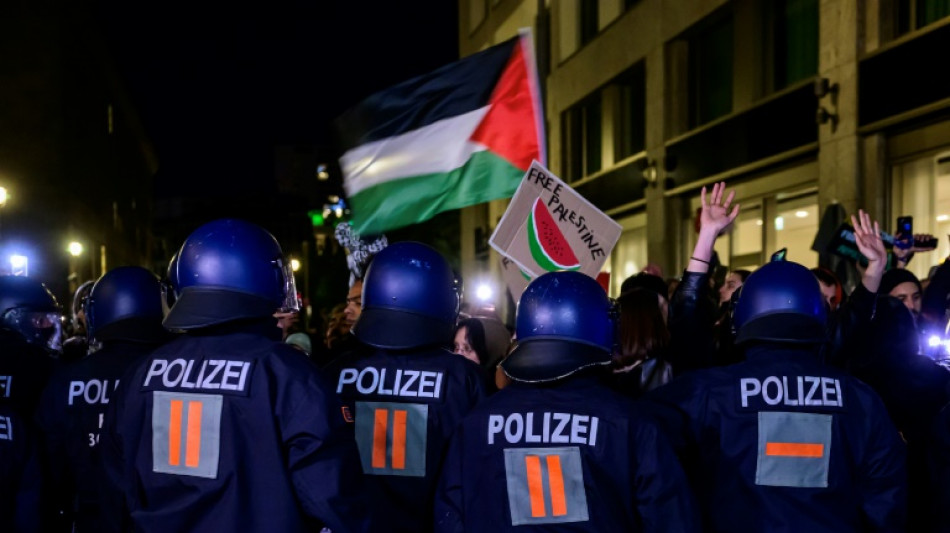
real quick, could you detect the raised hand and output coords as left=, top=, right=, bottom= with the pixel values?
left=851, top=209, right=886, bottom=292
left=700, top=182, right=740, bottom=238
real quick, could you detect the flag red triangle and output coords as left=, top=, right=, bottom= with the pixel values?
left=469, top=39, right=542, bottom=172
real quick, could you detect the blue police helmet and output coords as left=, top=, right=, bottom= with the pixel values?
left=0, top=275, right=63, bottom=351
left=85, top=266, right=166, bottom=344
left=501, top=271, right=615, bottom=383
left=733, top=260, right=828, bottom=344
left=163, top=219, right=299, bottom=330
left=352, top=241, right=460, bottom=349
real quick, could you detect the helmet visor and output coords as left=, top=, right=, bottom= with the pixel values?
left=277, top=259, right=301, bottom=313
left=3, top=308, right=64, bottom=353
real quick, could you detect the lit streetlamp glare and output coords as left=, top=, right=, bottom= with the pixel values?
left=0, top=187, right=8, bottom=207
left=290, top=258, right=301, bottom=272
left=476, top=283, right=494, bottom=302
left=9, top=254, right=27, bottom=276
left=68, top=242, right=84, bottom=257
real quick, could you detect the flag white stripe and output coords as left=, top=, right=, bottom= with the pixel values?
left=341, top=107, right=490, bottom=198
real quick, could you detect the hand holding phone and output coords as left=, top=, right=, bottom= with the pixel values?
left=896, top=216, right=913, bottom=250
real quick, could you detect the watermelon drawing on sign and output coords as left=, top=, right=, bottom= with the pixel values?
left=526, top=197, right=581, bottom=272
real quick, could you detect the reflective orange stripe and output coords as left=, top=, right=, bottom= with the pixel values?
left=391, top=410, right=407, bottom=469
left=525, top=455, right=546, bottom=518
left=372, top=409, right=388, bottom=468
left=546, top=455, right=567, bottom=516
left=185, top=401, right=203, bottom=467
left=766, top=442, right=824, bottom=457
left=169, top=400, right=183, bottom=466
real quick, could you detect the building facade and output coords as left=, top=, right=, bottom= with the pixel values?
left=459, top=0, right=950, bottom=304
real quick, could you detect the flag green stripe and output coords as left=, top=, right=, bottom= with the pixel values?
left=349, top=150, right=523, bottom=235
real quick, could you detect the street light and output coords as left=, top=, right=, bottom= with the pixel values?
left=0, top=186, right=8, bottom=242
left=68, top=241, right=84, bottom=257
left=9, top=254, right=27, bottom=276
left=290, top=258, right=301, bottom=272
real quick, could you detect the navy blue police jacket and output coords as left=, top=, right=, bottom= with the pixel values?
left=648, top=344, right=907, bottom=532
left=433, top=374, right=699, bottom=533
left=330, top=344, right=486, bottom=533
left=100, top=321, right=374, bottom=533
left=35, top=340, right=159, bottom=533
left=0, top=330, right=54, bottom=419
left=0, top=404, right=43, bottom=533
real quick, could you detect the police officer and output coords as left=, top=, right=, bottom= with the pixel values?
left=100, top=219, right=373, bottom=532
left=35, top=266, right=169, bottom=532
left=650, top=257, right=907, bottom=531
left=0, top=404, right=43, bottom=533
left=0, top=276, right=62, bottom=419
left=433, top=271, right=698, bottom=532
left=329, top=241, right=485, bottom=533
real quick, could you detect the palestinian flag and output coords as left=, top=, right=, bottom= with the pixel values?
left=336, top=29, right=545, bottom=235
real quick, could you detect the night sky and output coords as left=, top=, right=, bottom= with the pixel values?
left=94, top=0, right=460, bottom=197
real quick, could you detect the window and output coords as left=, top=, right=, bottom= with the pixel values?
left=894, top=0, right=950, bottom=37
left=688, top=13, right=734, bottom=128
left=562, top=94, right=602, bottom=181
left=770, top=0, right=818, bottom=91
left=607, top=214, right=647, bottom=297
left=774, top=196, right=819, bottom=267
left=891, top=150, right=950, bottom=281
left=580, top=0, right=599, bottom=45
left=615, top=63, right=646, bottom=161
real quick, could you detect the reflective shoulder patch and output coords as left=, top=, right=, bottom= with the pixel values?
left=504, top=447, right=589, bottom=526
left=755, top=411, right=832, bottom=488
left=152, top=391, right=223, bottom=479
left=354, top=401, right=428, bottom=477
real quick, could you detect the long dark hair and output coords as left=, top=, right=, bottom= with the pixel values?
left=614, top=288, right=670, bottom=368
left=454, top=317, right=489, bottom=365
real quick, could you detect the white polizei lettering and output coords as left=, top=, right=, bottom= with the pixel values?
left=377, top=369, right=393, bottom=395
left=200, top=361, right=226, bottom=389
left=336, top=366, right=446, bottom=399
left=143, top=358, right=251, bottom=392
left=0, top=416, right=10, bottom=440
left=738, top=376, right=844, bottom=407
left=180, top=360, right=198, bottom=388
left=84, top=380, right=102, bottom=405
left=337, top=369, right=358, bottom=393
left=551, top=413, right=571, bottom=443
left=804, top=376, right=821, bottom=406
left=782, top=376, right=799, bottom=406
left=505, top=414, right=524, bottom=442
left=488, top=415, right=504, bottom=444
left=68, top=381, right=84, bottom=406
left=392, top=369, right=403, bottom=394
left=399, top=371, right=420, bottom=397
left=762, top=376, right=783, bottom=405
left=143, top=359, right=168, bottom=387
left=418, top=372, right=437, bottom=398
left=525, top=413, right=541, bottom=443
left=162, top=359, right=187, bottom=388
left=220, top=361, right=247, bottom=391
left=357, top=367, right=380, bottom=394
left=485, top=412, right=601, bottom=446
left=821, top=377, right=836, bottom=404
left=740, top=378, right=761, bottom=407
left=570, top=415, right=589, bottom=444
left=0, top=375, right=11, bottom=398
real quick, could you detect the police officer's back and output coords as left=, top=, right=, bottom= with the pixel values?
left=650, top=260, right=907, bottom=532
left=329, top=242, right=485, bottom=533
left=100, top=219, right=372, bottom=532
left=434, top=271, right=699, bottom=532
left=35, top=266, right=169, bottom=532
